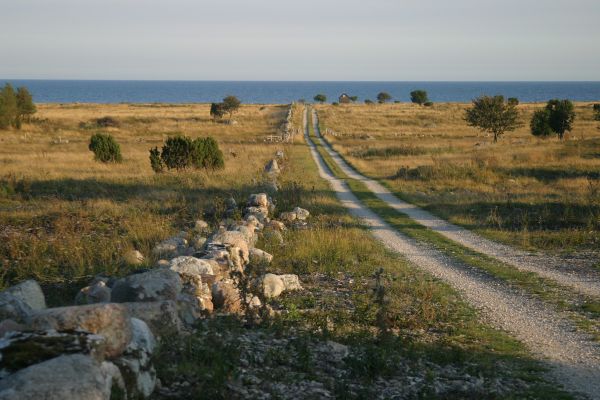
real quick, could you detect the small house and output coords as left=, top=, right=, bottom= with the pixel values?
left=339, top=93, right=352, bottom=104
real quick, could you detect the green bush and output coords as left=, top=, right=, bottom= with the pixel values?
left=149, top=147, right=164, bottom=173
left=424, top=101, right=434, bottom=107
left=88, top=133, right=123, bottom=163
left=410, top=90, right=429, bottom=105
left=507, top=97, right=519, bottom=106
left=593, top=104, right=600, bottom=121
left=530, top=109, right=553, bottom=138
left=151, top=135, right=225, bottom=172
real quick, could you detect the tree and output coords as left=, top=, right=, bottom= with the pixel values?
left=0, top=83, right=18, bottom=129
left=16, top=87, right=36, bottom=124
left=594, top=104, right=600, bottom=122
left=545, top=99, right=575, bottom=140
left=314, top=94, right=327, bottom=103
left=88, top=133, right=123, bottom=163
left=410, top=90, right=429, bottom=105
left=464, top=95, right=521, bottom=143
left=349, top=96, right=358, bottom=102
left=221, top=95, right=241, bottom=120
left=210, top=102, right=225, bottom=120
left=507, top=97, right=519, bottom=106
left=364, top=99, right=374, bottom=105
left=530, top=109, right=553, bottom=138
left=377, top=92, right=392, bottom=103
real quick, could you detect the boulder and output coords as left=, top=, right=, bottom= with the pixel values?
left=0, top=293, right=32, bottom=323
left=114, top=318, right=156, bottom=399
left=111, top=269, right=182, bottom=303
left=210, top=230, right=250, bottom=263
left=249, top=248, right=273, bottom=264
left=244, top=215, right=264, bottom=230
left=194, top=219, right=209, bottom=233
left=279, top=211, right=297, bottom=223
left=264, top=159, right=280, bottom=174
left=169, top=256, right=214, bottom=276
left=279, top=274, right=302, bottom=291
left=192, top=235, right=207, bottom=250
left=0, top=319, right=24, bottom=338
left=244, top=206, right=269, bottom=223
left=0, top=330, right=105, bottom=374
left=0, top=354, right=124, bottom=400
left=123, top=301, right=182, bottom=336
left=211, top=281, right=242, bottom=314
left=75, top=281, right=111, bottom=305
left=123, top=250, right=145, bottom=266
left=266, top=220, right=286, bottom=231
left=235, top=225, right=258, bottom=247
left=1, top=280, right=46, bottom=311
left=27, top=303, right=133, bottom=359
left=260, top=274, right=285, bottom=299
left=248, top=193, right=269, bottom=208
left=293, top=207, right=310, bottom=221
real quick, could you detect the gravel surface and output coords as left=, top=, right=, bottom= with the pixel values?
left=311, top=110, right=600, bottom=298
left=305, top=109, right=600, bottom=399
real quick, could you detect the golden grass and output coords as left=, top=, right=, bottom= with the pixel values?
left=316, top=102, right=600, bottom=253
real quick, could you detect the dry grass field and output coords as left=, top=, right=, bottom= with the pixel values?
left=0, top=103, right=291, bottom=293
left=316, top=102, right=600, bottom=256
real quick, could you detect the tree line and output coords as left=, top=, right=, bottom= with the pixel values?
left=0, top=83, right=36, bottom=129
left=312, top=90, right=433, bottom=106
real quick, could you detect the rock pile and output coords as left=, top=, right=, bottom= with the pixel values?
left=0, top=193, right=310, bottom=399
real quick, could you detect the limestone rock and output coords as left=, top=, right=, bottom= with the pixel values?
left=0, top=293, right=32, bottom=323
left=260, top=274, right=285, bottom=299
left=123, top=250, right=145, bottom=266
left=211, top=281, right=242, bottom=314
left=293, top=207, right=310, bottom=221
left=169, top=256, right=214, bottom=276
left=152, top=236, right=188, bottom=258
left=264, top=159, right=280, bottom=174
left=249, top=248, right=273, bottom=264
left=0, top=319, right=24, bottom=338
left=279, top=211, right=297, bottom=223
left=123, top=301, right=182, bottom=337
left=194, top=219, right=209, bottom=233
left=0, top=354, right=124, bottom=400
left=111, top=269, right=182, bottom=303
left=279, top=274, right=302, bottom=291
left=266, top=220, right=286, bottom=231
left=114, top=318, right=156, bottom=399
left=210, top=230, right=250, bottom=263
left=248, top=193, right=269, bottom=208
left=27, top=303, right=133, bottom=359
left=75, top=281, right=111, bottom=305
left=1, top=280, right=46, bottom=311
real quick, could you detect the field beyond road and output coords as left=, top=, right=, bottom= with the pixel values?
left=316, top=102, right=600, bottom=259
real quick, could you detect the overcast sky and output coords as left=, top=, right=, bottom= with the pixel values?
left=1, top=0, right=599, bottom=81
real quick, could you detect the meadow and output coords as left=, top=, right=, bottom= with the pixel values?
left=0, top=102, right=570, bottom=398
left=316, top=102, right=600, bottom=256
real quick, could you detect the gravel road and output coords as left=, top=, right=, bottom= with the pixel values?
left=311, top=110, right=600, bottom=298
left=304, top=109, right=600, bottom=399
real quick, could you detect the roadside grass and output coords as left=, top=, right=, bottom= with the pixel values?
left=315, top=103, right=600, bottom=255
left=308, top=110, right=600, bottom=341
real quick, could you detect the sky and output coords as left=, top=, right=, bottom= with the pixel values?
left=1, top=0, right=599, bottom=81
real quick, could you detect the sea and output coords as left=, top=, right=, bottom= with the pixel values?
left=1, top=80, right=600, bottom=104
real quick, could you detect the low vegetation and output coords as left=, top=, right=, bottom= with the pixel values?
left=88, top=133, right=123, bottom=163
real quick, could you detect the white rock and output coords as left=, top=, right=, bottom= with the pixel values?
left=123, top=250, right=145, bottom=265
left=248, top=193, right=269, bottom=208
left=293, top=207, right=310, bottom=221
left=279, top=274, right=302, bottom=291
left=249, top=248, right=273, bottom=264
left=261, top=273, right=285, bottom=299
left=194, top=220, right=209, bottom=232
left=169, top=256, right=214, bottom=276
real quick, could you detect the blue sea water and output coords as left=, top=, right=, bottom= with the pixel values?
left=1, top=80, right=600, bottom=104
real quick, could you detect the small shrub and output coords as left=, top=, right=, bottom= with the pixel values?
left=410, top=90, right=429, bottom=105
left=149, top=147, right=164, bottom=173
left=161, top=136, right=194, bottom=170
left=424, top=101, right=434, bottom=107
left=593, top=104, right=600, bottom=121
left=507, top=97, right=519, bottom=106
left=94, top=116, right=120, bottom=128
left=332, top=102, right=339, bottom=106
left=377, top=92, right=392, bottom=103
left=314, top=94, right=327, bottom=103
left=153, top=135, right=225, bottom=172
left=365, top=99, right=374, bottom=105
left=88, top=133, right=123, bottom=163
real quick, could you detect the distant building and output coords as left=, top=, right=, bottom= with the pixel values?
left=339, top=93, right=352, bottom=104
